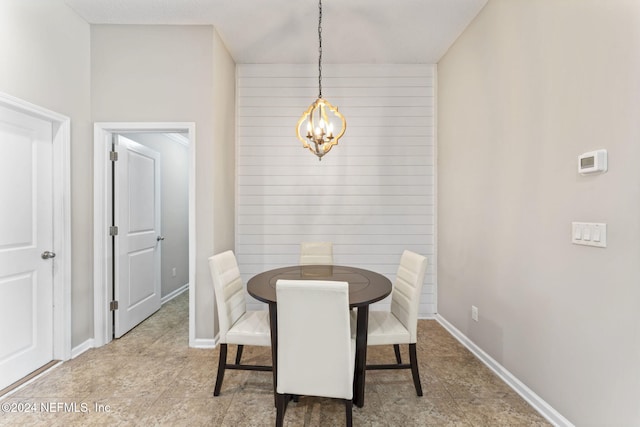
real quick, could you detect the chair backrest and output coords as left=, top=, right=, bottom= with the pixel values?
left=276, top=280, right=353, bottom=400
left=390, top=250, right=428, bottom=343
left=299, top=241, right=333, bottom=265
left=208, top=250, right=246, bottom=343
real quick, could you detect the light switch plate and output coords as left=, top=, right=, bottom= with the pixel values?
left=572, top=222, right=607, bottom=248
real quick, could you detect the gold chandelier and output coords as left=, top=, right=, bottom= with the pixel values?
left=296, top=0, right=346, bottom=161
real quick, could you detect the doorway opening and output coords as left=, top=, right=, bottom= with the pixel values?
left=93, top=122, right=196, bottom=346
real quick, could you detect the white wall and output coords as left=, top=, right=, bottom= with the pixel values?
left=91, top=25, right=235, bottom=341
left=0, top=0, right=92, bottom=347
left=236, top=64, right=436, bottom=314
left=209, top=29, right=237, bottom=340
left=438, top=0, right=640, bottom=425
left=212, top=28, right=237, bottom=253
left=122, top=133, right=189, bottom=298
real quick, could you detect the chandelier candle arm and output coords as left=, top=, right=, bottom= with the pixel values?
left=295, top=0, right=346, bottom=160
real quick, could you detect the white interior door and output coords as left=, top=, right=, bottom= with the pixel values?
left=0, top=104, right=54, bottom=389
left=114, top=135, right=162, bottom=338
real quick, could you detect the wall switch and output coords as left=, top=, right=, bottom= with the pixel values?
left=471, top=306, right=479, bottom=322
left=572, top=222, right=607, bottom=248
left=172, top=267, right=177, bottom=277
left=573, top=226, right=582, bottom=240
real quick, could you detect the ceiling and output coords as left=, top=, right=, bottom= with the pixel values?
left=64, top=0, right=487, bottom=64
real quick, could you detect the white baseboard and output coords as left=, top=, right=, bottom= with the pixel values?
left=71, top=338, right=94, bottom=359
left=435, top=315, right=574, bottom=427
left=190, top=337, right=217, bottom=349
left=161, top=283, right=189, bottom=304
left=418, top=314, right=437, bottom=320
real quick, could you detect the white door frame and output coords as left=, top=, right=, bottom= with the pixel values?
left=93, top=122, right=196, bottom=346
left=0, top=91, right=72, bottom=361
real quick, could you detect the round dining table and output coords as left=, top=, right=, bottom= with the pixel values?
left=247, top=264, right=392, bottom=408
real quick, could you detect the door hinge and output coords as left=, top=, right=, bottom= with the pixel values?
left=109, top=226, right=118, bottom=236
left=110, top=300, right=119, bottom=311
left=110, top=151, right=119, bottom=161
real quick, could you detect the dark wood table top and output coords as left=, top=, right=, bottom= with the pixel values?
left=247, top=265, right=391, bottom=307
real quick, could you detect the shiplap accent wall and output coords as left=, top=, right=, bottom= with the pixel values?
left=236, top=64, right=436, bottom=316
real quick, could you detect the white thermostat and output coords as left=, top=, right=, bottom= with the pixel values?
left=578, top=149, right=607, bottom=174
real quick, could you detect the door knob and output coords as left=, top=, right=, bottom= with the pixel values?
left=157, top=236, right=165, bottom=241
left=41, top=251, right=56, bottom=259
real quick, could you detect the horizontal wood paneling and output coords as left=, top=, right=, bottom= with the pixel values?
left=239, top=106, right=434, bottom=118
left=236, top=64, right=436, bottom=315
left=236, top=234, right=434, bottom=246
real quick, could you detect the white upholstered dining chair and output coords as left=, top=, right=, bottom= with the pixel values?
left=366, top=250, right=428, bottom=396
left=275, top=279, right=355, bottom=427
left=208, top=250, right=272, bottom=396
left=299, top=241, right=333, bottom=265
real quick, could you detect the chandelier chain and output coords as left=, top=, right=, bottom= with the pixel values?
left=318, top=0, right=323, bottom=99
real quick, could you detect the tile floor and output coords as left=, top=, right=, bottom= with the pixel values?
left=0, top=292, right=551, bottom=426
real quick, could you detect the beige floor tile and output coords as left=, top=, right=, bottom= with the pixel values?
left=138, top=396, right=232, bottom=426
left=0, top=291, right=551, bottom=426
left=455, top=396, right=552, bottom=426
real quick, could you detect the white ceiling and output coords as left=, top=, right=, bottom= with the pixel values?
left=64, top=0, right=487, bottom=64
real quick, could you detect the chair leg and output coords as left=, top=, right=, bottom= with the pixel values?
left=393, top=344, right=402, bottom=364
left=408, top=343, right=423, bottom=396
left=213, top=343, right=228, bottom=396
left=276, top=393, right=288, bottom=427
left=344, top=399, right=353, bottom=427
left=235, top=344, right=244, bottom=364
